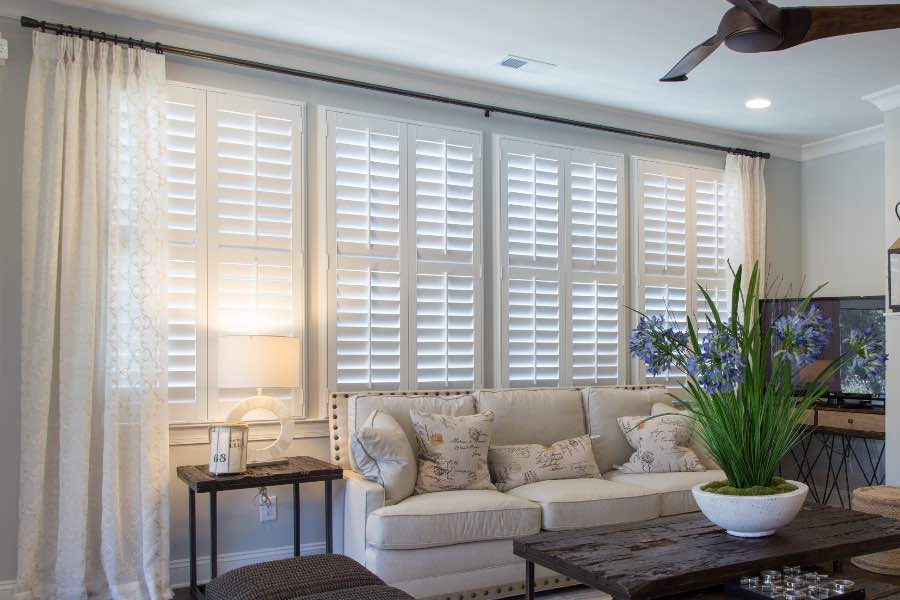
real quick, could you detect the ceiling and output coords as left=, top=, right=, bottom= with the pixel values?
left=49, top=0, right=900, bottom=145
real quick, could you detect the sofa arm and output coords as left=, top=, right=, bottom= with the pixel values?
left=343, top=470, right=385, bottom=566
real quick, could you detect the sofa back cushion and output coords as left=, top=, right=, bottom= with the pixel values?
left=346, top=394, right=476, bottom=469
left=476, top=388, right=585, bottom=446
left=582, top=386, right=668, bottom=472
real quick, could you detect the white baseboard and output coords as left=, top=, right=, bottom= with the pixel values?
left=170, top=542, right=325, bottom=588
left=0, top=579, right=15, bottom=600
left=0, top=543, right=327, bottom=597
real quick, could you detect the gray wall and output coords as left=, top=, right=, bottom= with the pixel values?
left=0, top=3, right=804, bottom=585
left=801, top=144, right=885, bottom=297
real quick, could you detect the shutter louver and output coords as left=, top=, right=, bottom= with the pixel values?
left=695, top=175, right=728, bottom=279
left=642, top=169, right=687, bottom=277
left=165, top=86, right=205, bottom=421
left=411, top=126, right=481, bottom=387
left=571, top=281, right=620, bottom=384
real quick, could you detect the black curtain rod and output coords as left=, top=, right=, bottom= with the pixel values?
left=20, top=16, right=770, bottom=159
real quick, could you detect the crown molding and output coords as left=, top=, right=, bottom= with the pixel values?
left=863, top=84, right=900, bottom=113
left=800, top=124, right=884, bottom=162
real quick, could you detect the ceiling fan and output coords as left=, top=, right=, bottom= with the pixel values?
left=661, top=0, right=900, bottom=82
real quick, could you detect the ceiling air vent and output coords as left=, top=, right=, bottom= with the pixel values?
left=499, top=54, right=556, bottom=74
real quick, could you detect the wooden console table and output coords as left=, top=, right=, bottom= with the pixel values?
left=787, top=404, right=885, bottom=508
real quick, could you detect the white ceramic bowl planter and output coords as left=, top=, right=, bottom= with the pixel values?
left=692, top=481, right=809, bottom=537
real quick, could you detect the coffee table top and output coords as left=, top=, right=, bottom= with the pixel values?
left=513, top=505, right=900, bottom=600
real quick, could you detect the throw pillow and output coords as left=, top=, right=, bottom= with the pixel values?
left=650, top=402, right=721, bottom=470
left=616, top=414, right=706, bottom=474
left=410, top=410, right=495, bottom=494
left=351, top=410, right=417, bottom=505
left=488, top=435, right=601, bottom=492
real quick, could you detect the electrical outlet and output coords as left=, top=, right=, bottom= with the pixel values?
left=258, top=495, right=277, bottom=522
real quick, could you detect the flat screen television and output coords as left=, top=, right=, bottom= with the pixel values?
left=759, top=296, right=885, bottom=404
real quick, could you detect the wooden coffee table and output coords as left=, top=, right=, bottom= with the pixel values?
left=514, top=505, right=900, bottom=600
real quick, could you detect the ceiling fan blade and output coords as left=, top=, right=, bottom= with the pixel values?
left=725, top=0, right=779, bottom=29
left=660, top=35, right=724, bottom=82
left=773, top=4, right=900, bottom=50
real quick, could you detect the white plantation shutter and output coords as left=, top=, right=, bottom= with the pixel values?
left=497, top=137, right=624, bottom=387
left=206, top=92, right=302, bottom=419
left=328, top=112, right=404, bottom=389
left=164, top=83, right=304, bottom=423
left=499, top=139, right=563, bottom=386
left=568, top=151, right=625, bottom=385
left=326, top=110, right=482, bottom=392
left=634, top=158, right=731, bottom=382
left=165, top=85, right=206, bottom=423
left=410, top=125, right=481, bottom=387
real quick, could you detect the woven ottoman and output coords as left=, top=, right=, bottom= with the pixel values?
left=851, top=486, right=900, bottom=575
left=205, top=554, right=414, bottom=600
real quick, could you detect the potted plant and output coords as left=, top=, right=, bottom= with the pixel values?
left=629, top=262, right=886, bottom=537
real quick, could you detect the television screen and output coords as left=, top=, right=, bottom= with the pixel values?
left=759, top=296, right=885, bottom=401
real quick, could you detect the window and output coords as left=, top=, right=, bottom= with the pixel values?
left=324, top=109, right=482, bottom=392
left=632, top=158, right=731, bottom=383
left=495, top=136, right=626, bottom=388
left=165, top=83, right=304, bottom=423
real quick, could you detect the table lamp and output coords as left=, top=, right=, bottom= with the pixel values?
left=216, top=335, right=300, bottom=467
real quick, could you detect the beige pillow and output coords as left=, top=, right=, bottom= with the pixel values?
left=351, top=410, right=417, bottom=505
left=616, top=414, right=706, bottom=474
left=581, top=386, right=668, bottom=472
left=410, top=410, right=495, bottom=494
left=488, top=435, right=601, bottom=492
left=650, top=402, right=720, bottom=470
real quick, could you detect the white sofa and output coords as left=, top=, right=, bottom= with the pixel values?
left=328, top=385, right=724, bottom=600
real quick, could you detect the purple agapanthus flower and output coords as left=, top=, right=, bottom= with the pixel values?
left=772, top=304, right=832, bottom=370
left=629, top=314, right=689, bottom=376
left=846, top=325, right=887, bottom=379
left=687, top=323, right=745, bottom=394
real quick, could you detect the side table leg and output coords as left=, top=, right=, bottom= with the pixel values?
left=293, top=482, right=300, bottom=556
left=525, top=560, right=535, bottom=600
left=210, top=491, right=218, bottom=579
left=189, top=489, right=197, bottom=596
left=325, top=479, right=333, bottom=554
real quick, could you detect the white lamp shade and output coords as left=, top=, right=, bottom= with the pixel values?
left=217, top=335, right=300, bottom=389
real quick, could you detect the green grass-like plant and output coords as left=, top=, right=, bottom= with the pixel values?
left=633, top=262, right=869, bottom=492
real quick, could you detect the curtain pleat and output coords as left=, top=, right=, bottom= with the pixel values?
left=725, top=154, right=767, bottom=289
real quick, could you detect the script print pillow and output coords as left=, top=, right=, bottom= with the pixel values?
left=616, top=414, right=705, bottom=474
left=489, top=435, right=601, bottom=492
left=411, top=410, right=495, bottom=494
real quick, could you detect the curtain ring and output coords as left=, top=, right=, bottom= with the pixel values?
left=155, top=42, right=163, bottom=55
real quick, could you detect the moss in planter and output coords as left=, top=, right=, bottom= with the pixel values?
left=701, top=477, right=797, bottom=496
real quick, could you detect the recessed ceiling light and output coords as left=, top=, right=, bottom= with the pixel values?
left=745, top=97, right=772, bottom=110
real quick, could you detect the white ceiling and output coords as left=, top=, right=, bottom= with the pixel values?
left=49, top=0, right=900, bottom=145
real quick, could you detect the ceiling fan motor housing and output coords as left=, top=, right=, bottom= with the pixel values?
left=720, top=6, right=784, bottom=52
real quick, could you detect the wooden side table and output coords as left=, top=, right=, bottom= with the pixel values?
left=177, top=456, right=343, bottom=600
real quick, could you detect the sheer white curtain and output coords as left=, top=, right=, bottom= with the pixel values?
left=725, top=154, right=767, bottom=284
left=18, top=32, right=170, bottom=600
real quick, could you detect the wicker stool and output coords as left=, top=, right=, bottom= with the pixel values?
left=205, top=554, right=413, bottom=600
left=851, top=486, right=900, bottom=575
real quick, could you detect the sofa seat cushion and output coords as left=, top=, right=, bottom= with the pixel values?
left=366, top=490, right=541, bottom=549
left=604, top=469, right=726, bottom=516
left=507, top=478, right=659, bottom=531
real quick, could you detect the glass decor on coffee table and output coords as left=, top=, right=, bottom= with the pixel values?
left=724, top=566, right=862, bottom=600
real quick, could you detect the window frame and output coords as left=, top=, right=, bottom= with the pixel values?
left=165, top=81, right=307, bottom=426
left=318, top=105, right=484, bottom=399
left=493, top=134, right=628, bottom=389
